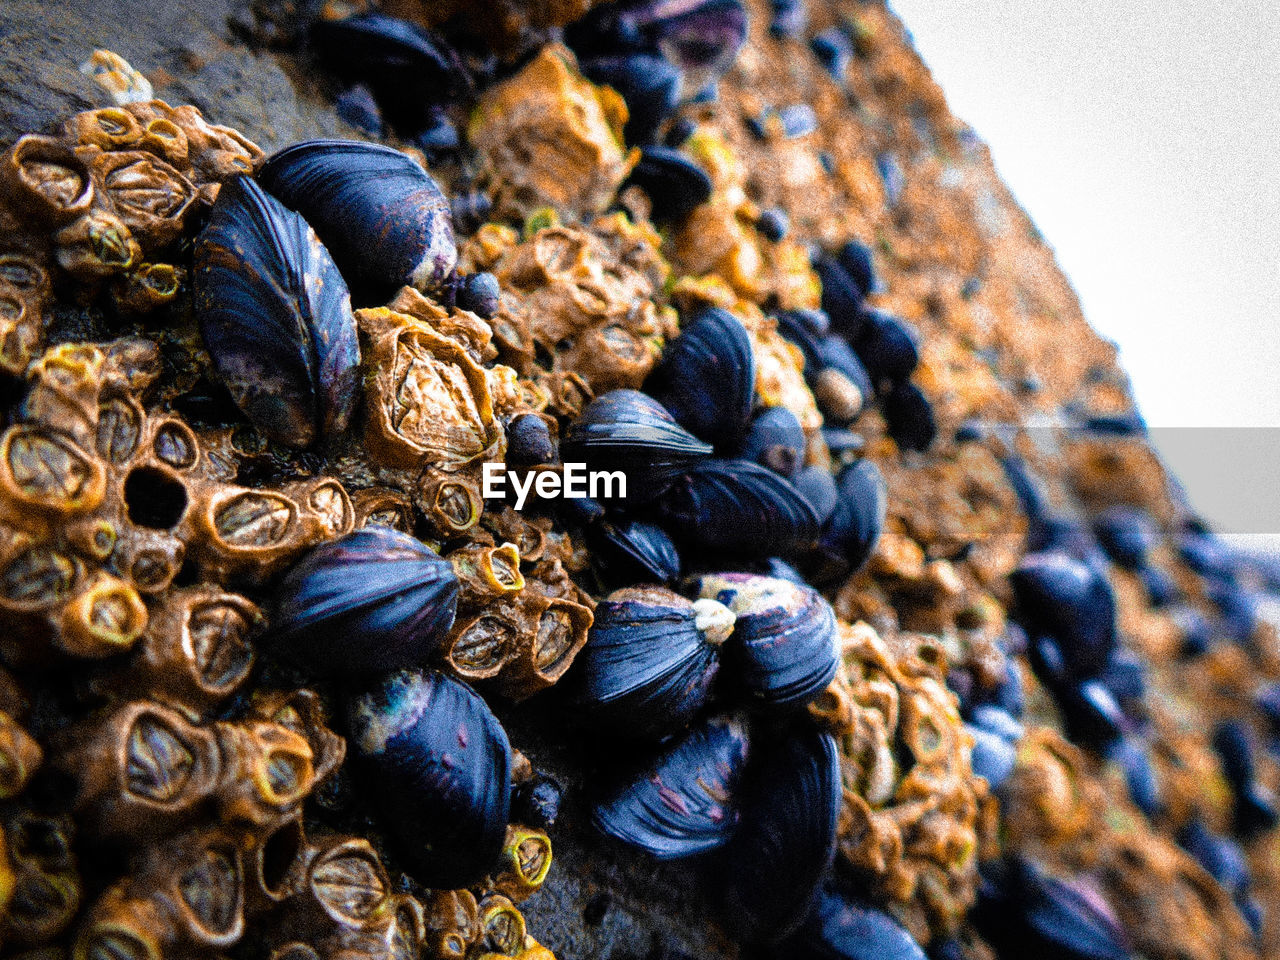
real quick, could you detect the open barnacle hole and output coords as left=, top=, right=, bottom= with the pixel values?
left=122, top=466, right=189, bottom=531
left=247, top=815, right=308, bottom=914
left=0, top=426, right=107, bottom=517
left=3, top=135, right=95, bottom=224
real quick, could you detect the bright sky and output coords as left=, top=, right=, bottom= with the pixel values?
left=887, top=0, right=1280, bottom=532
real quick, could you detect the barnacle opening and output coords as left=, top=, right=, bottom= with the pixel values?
left=257, top=817, right=305, bottom=899
left=124, top=466, right=188, bottom=529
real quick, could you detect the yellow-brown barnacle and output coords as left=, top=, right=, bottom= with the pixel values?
left=491, top=826, right=552, bottom=903
left=1, top=809, right=80, bottom=946
left=485, top=508, right=550, bottom=563
left=139, top=118, right=190, bottom=168
left=469, top=45, right=636, bottom=221
left=0, top=255, right=49, bottom=377
left=443, top=601, right=523, bottom=682
left=89, top=150, right=198, bottom=249
left=474, top=894, right=526, bottom=957
left=62, top=701, right=221, bottom=842
left=110, top=262, right=182, bottom=314
left=0, top=425, right=106, bottom=518
left=493, top=594, right=593, bottom=700
left=214, top=720, right=315, bottom=832
left=128, top=826, right=248, bottom=951
left=296, top=836, right=393, bottom=932
left=0, top=712, right=41, bottom=799
left=65, top=106, right=143, bottom=152
left=423, top=891, right=476, bottom=959
left=540, top=370, right=592, bottom=418
left=94, top=393, right=145, bottom=466
left=78, top=50, right=154, bottom=106
left=350, top=487, right=415, bottom=532
left=185, top=484, right=312, bottom=583
left=54, top=209, right=141, bottom=278
left=556, top=323, right=658, bottom=393
left=314, top=893, right=424, bottom=960
left=73, top=885, right=169, bottom=960
left=279, top=477, right=354, bottom=542
left=417, top=468, right=484, bottom=536
left=132, top=586, right=260, bottom=713
left=808, top=672, right=857, bottom=736
left=114, top=529, right=185, bottom=594
left=58, top=573, right=147, bottom=659
left=64, top=517, right=117, bottom=563
left=102, top=336, right=161, bottom=393
left=25, top=341, right=107, bottom=443
left=513, top=942, right=557, bottom=960
left=449, top=542, right=525, bottom=610
left=2, top=136, right=95, bottom=225
left=246, top=689, right=345, bottom=789
left=189, top=124, right=263, bottom=181
left=360, top=306, right=505, bottom=471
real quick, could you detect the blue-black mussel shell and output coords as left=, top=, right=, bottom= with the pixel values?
left=974, top=857, right=1131, bottom=960
left=813, top=252, right=865, bottom=340
left=194, top=176, right=359, bottom=449
left=806, top=457, right=886, bottom=584
left=837, top=239, right=879, bottom=296
left=571, top=585, right=730, bottom=741
left=854, top=308, right=920, bottom=387
left=770, top=887, right=926, bottom=960
left=592, top=714, right=749, bottom=858
left=695, top=572, right=838, bottom=709
left=657, top=458, right=819, bottom=558
left=308, top=14, right=471, bottom=132
left=717, top=725, right=841, bottom=942
left=581, top=53, right=681, bottom=144
left=646, top=307, right=755, bottom=448
left=587, top=519, right=682, bottom=588
left=348, top=669, right=511, bottom=889
left=622, top=145, right=713, bottom=224
left=739, top=406, right=806, bottom=476
left=882, top=380, right=936, bottom=452
left=271, top=525, right=458, bottom=674
left=1092, top=506, right=1157, bottom=570
left=259, top=139, right=456, bottom=300
left=1010, top=550, right=1117, bottom=681
left=561, top=389, right=713, bottom=500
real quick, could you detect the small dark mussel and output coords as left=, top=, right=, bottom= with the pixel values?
left=505, top=411, right=556, bottom=466
left=739, top=406, right=806, bottom=476
left=621, top=145, right=713, bottom=224
left=793, top=466, right=838, bottom=526
left=513, top=772, right=564, bottom=831
left=631, top=0, right=749, bottom=93
left=194, top=176, right=359, bottom=449
left=881, top=380, right=936, bottom=452
left=1059, top=679, right=1126, bottom=751
left=757, top=207, right=789, bottom=241
left=807, top=457, right=886, bottom=584
left=813, top=335, right=872, bottom=425
left=768, top=0, right=807, bottom=39
left=593, top=715, right=750, bottom=858
left=837, top=239, right=879, bottom=296
left=974, top=857, right=1131, bottom=960
left=1213, top=720, right=1257, bottom=792
left=259, top=139, right=456, bottom=300
left=561, top=389, right=713, bottom=499
left=876, top=152, right=905, bottom=206
left=1010, top=550, right=1117, bottom=681
left=308, top=13, right=471, bottom=132
left=1179, top=820, right=1251, bottom=899
left=1092, top=506, right=1157, bottom=570
left=1173, top=605, right=1214, bottom=659
left=967, top=722, right=1017, bottom=791
left=587, top=519, right=682, bottom=588
left=581, top=53, right=681, bottom=145
left=1106, top=736, right=1161, bottom=818
left=1082, top=410, right=1146, bottom=436
left=717, top=726, right=841, bottom=943
left=854, top=309, right=920, bottom=387
left=571, top=586, right=733, bottom=742
left=657, top=458, right=819, bottom=558
left=813, top=252, right=866, bottom=340
left=694, top=572, right=837, bottom=709
left=1000, top=455, right=1051, bottom=531
left=333, top=84, right=384, bottom=138
left=1176, top=531, right=1239, bottom=586
left=348, top=669, right=511, bottom=889
left=1138, top=564, right=1179, bottom=608
left=770, top=886, right=926, bottom=960
left=1206, top=581, right=1258, bottom=644
left=647, top=306, right=755, bottom=449
left=271, top=525, right=458, bottom=674
left=810, top=27, right=853, bottom=80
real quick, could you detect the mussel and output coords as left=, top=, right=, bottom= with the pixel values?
left=572, top=586, right=733, bottom=741
left=581, top=53, right=681, bottom=144
left=587, top=519, right=682, bottom=587
left=561, top=389, right=713, bottom=499
left=193, top=176, right=359, bottom=448
left=592, top=715, right=749, bottom=858
left=259, top=139, right=456, bottom=299
left=854, top=309, right=920, bottom=386
left=658, top=458, right=819, bottom=558
left=348, top=670, right=511, bottom=888
left=836, top=239, right=879, bottom=295
left=1010, top=550, right=1117, bottom=681
left=308, top=14, right=471, bottom=132
left=813, top=252, right=865, bottom=340
left=622, top=145, right=714, bottom=224
left=646, top=307, right=755, bottom=449
left=695, top=572, right=837, bottom=709
left=881, top=380, right=936, bottom=452
left=271, top=525, right=458, bottom=674
left=772, top=887, right=926, bottom=960
left=718, top=726, right=841, bottom=942
left=808, top=457, right=885, bottom=583
left=739, top=406, right=806, bottom=477
left=1092, top=506, right=1156, bottom=570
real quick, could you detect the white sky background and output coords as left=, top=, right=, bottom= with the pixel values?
left=887, top=1, right=1280, bottom=539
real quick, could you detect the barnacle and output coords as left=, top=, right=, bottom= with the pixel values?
left=832, top=620, right=993, bottom=942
